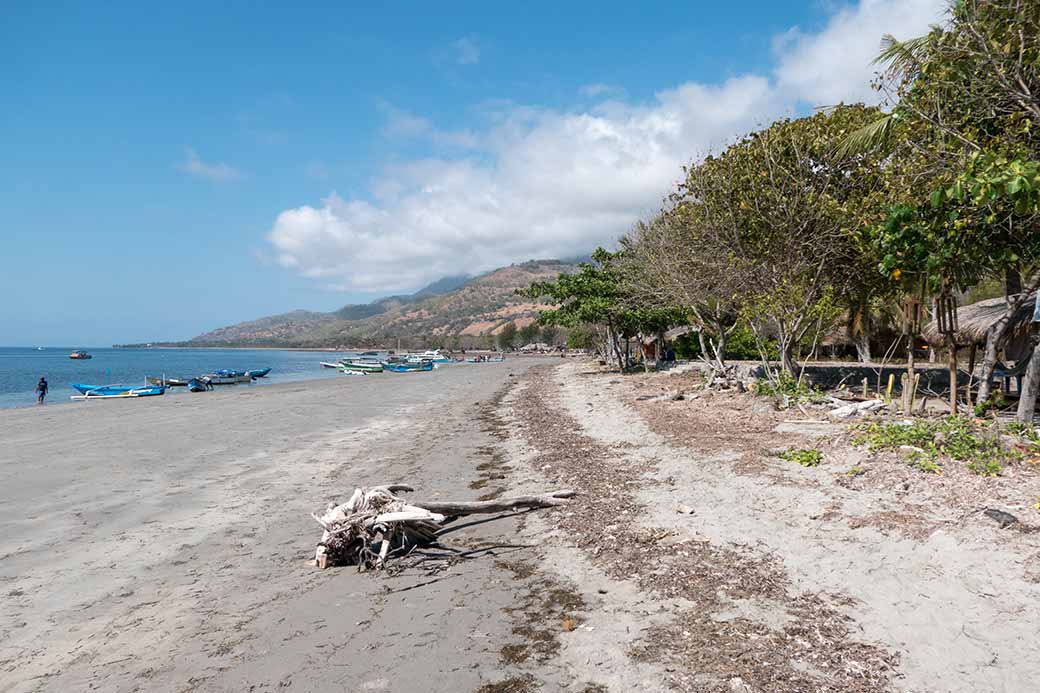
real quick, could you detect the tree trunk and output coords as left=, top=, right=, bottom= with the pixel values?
left=779, top=338, right=798, bottom=376
left=904, top=332, right=916, bottom=416
left=978, top=277, right=1040, bottom=404
left=714, top=325, right=728, bottom=370
left=853, top=333, right=871, bottom=364
left=948, top=335, right=959, bottom=415
left=1017, top=336, right=1040, bottom=424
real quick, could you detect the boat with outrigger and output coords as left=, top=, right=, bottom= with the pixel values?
left=71, top=383, right=165, bottom=400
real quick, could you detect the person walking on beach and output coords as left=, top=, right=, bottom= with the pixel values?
left=36, top=376, right=48, bottom=405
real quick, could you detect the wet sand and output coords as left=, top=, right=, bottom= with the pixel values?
left=0, top=362, right=548, bottom=692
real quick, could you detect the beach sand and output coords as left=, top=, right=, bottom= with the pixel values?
left=0, top=362, right=553, bottom=692
left=5, top=358, right=1040, bottom=692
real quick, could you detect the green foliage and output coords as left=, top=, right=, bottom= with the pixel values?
left=522, top=248, right=685, bottom=336
left=497, top=322, right=518, bottom=350
left=778, top=448, right=823, bottom=467
left=539, top=325, right=559, bottom=346
left=673, top=323, right=776, bottom=361
left=517, top=322, right=540, bottom=346
left=852, top=417, right=1021, bottom=475
left=565, top=326, right=597, bottom=349
left=847, top=465, right=867, bottom=477
left=974, top=390, right=1009, bottom=417
left=753, top=371, right=823, bottom=404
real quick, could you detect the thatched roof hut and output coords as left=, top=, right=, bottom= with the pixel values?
left=922, top=294, right=1036, bottom=355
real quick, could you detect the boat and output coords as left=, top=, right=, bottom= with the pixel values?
left=383, top=361, right=434, bottom=373
left=406, top=349, right=454, bottom=364
left=147, top=376, right=191, bottom=386
left=320, top=362, right=342, bottom=369
left=338, top=369, right=366, bottom=376
left=201, top=370, right=252, bottom=385
left=71, top=384, right=165, bottom=399
left=247, top=368, right=271, bottom=379
left=69, top=351, right=92, bottom=360
left=340, top=360, right=383, bottom=373
left=187, top=378, right=209, bottom=392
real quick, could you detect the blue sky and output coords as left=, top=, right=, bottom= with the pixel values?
left=0, top=1, right=945, bottom=345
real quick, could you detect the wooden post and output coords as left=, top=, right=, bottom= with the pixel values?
left=886, top=373, right=895, bottom=400
left=862, top=377, right=869, bottom=399
left=948, top=335, right=958, bottom=415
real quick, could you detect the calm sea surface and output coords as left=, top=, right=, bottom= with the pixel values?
left=0, top=347, right=385, bottom=409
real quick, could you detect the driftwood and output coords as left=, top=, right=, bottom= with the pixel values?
left=312, top=485, right=575, bottom=570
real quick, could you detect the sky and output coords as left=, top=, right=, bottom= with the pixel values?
left=1, top=0, right=947, bottom=346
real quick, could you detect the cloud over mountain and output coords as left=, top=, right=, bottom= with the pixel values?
left=268, top=0, right=945, bottom=293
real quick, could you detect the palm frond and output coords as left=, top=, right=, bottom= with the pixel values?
left=874, top=33, right=930, bottom=74
left=833, top=114, right=896, bottom=159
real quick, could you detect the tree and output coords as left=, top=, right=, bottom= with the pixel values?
left=540, top=325, right=559, bottom=346
left=847, top=1, right=1040, bottom=411
left=497, top=322, right=517, bottom=350
left=661, top=105, right=888, bottom=376
left=517, top=322, right=540, bottom=346
left=522, top=248, right=684, bottom=370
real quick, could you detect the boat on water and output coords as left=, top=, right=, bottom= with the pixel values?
left=147, top=376, right=191, bottom=386
left=247, top=368, right=271, bottom=379
left=320, top=361, right=342, bottom=369
left=69, top=351, right=92, bottom=360
left=383, top=360, right=434, bottom=373
left=202, top=370, right=252, bottom=385
left=71, top=384, right=165, bottom=399
left=406, top=349, right=454, bottom=364
left=340, top=360, right=383, bottom=373
left=338, top=369, right=366, bottom=376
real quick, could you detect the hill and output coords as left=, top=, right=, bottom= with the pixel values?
left=182, top=260, right=575, bottom=348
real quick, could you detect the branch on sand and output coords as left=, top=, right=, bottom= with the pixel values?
left=312, top=484, right=575, bottom=570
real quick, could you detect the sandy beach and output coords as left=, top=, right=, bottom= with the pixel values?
left=4, top=359, right=1040, bottom=692
left=0, top=362, right=551, bottom=691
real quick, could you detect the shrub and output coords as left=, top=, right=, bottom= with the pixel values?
left=779, top=448, right=823, bottom=467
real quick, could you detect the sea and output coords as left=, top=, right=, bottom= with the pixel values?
left=0, top=347, right=387, bottom=409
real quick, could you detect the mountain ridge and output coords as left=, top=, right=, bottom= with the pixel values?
left=159, top=260, right=574, bottom=348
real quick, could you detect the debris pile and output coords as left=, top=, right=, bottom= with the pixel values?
left=312, top=484, right=575, bottom=569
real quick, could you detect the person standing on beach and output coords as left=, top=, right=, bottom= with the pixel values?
left=36, top=376, right=48, bottom=405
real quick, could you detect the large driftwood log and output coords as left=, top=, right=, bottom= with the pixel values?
left=313, top=485, right=575, bottom=570
left=411, top=490, right=575, bottom=515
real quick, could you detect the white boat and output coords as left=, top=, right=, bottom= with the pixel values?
left=406, top=349, right=454, bottom=364
left=320, top=362, right=341, bottom=369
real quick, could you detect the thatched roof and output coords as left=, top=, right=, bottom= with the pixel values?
left=921, top=293, right=1036, bottom=346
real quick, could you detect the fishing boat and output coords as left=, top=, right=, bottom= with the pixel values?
left=247, top=368, right=271, bottom=379
left=146, top=376, right=191, bottom=386
left=406, top=350, right=454, bottom=364
left=201, top=370, right=252, bottom=385
left=383, top=361, right=434, bottom=373
left=320, top=361, right=342, bottom=369
left=338, top=369, right=366, bottom=376
left=339, top=360, right=383, bottom=373
left=71, top=384, right=165, bottom=399
left=69, top=351, right=92, bottom=360
left=187, top=378, right=209, bottom=392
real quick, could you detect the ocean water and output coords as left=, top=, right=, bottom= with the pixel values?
left=0, top=347, right=385, bottom=409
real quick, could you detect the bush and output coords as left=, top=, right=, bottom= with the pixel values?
left=779, top=448, right=823, bottom=467
left=851, top=416, right=1020, bottom=475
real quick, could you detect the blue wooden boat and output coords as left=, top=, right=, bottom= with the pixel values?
left=187, top=378, right=209, bottom=392
left=247, top=368, right=271, bottom=379
left=382, top=361, right=434, bottom=373
left=71, top=384, right=165, bottom=399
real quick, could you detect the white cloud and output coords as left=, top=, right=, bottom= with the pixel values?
left=178, top=147, right=239, bottom=182
left=774, top=0, right=947, bottom=106
left=453, top=37, right=480, bottom=65
left=268, top=0, right=944, bottom=293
